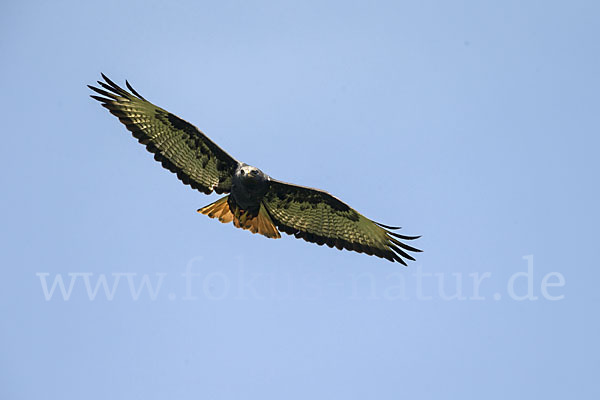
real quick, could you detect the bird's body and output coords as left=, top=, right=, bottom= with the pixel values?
left=89, top=74, right=421, bottom=264
left=231, top=165, right=270, bottom=210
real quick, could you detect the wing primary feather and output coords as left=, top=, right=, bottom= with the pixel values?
left=99, top=74, right=131, bottom=98
left=387, top=231, right=421, bottom=241
left=87, top=85, right=121, bottom=100
left=100, top=73, right=121, bottom=91
left=375, top=222, right=402, bottom=230
left=389, top=236, right=422, bottom=253
left=388, top=243, right=415, bottom=262
left=383, top=253, right=397, bottom=263
left=125, top=80, right=146, bottom=100
left=393, top=254, right=408, bottom=266
left=97, top=80, right=129, bottom=98
left=90, top=95, right=111, bottom=103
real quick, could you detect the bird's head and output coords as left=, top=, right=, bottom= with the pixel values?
left=238, top=165, right=267, bottom=184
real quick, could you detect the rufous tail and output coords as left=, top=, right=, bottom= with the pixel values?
left=197, top=196, right=281, bottom=239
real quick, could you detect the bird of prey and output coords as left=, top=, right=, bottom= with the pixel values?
left=88, top=74, right=421, bottom=264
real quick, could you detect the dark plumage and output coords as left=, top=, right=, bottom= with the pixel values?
left=89, top=74, right=421, bottom=264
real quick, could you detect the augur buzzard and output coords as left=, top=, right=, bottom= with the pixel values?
left=88, top=74, right=421, bottom=264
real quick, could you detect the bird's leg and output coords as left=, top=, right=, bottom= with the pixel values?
left=239, top=209, right=249, bottom=225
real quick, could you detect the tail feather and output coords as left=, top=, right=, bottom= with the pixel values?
left=198, top=196, right=281, bottom=239
left=198, top=196, right=234, bottom=223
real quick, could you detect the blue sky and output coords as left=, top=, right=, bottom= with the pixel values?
left=1, top=0, right=599, bottom=399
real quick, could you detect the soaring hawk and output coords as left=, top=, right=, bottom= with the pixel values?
left=88, top=74, right=421, bottom=264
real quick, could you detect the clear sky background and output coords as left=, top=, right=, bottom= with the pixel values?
left=1, top=1, right=599, bottom=399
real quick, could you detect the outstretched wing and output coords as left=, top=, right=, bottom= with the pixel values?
left=262, top=180, right=421, bottom=264
left=88, top=74, right=239, bottom=194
